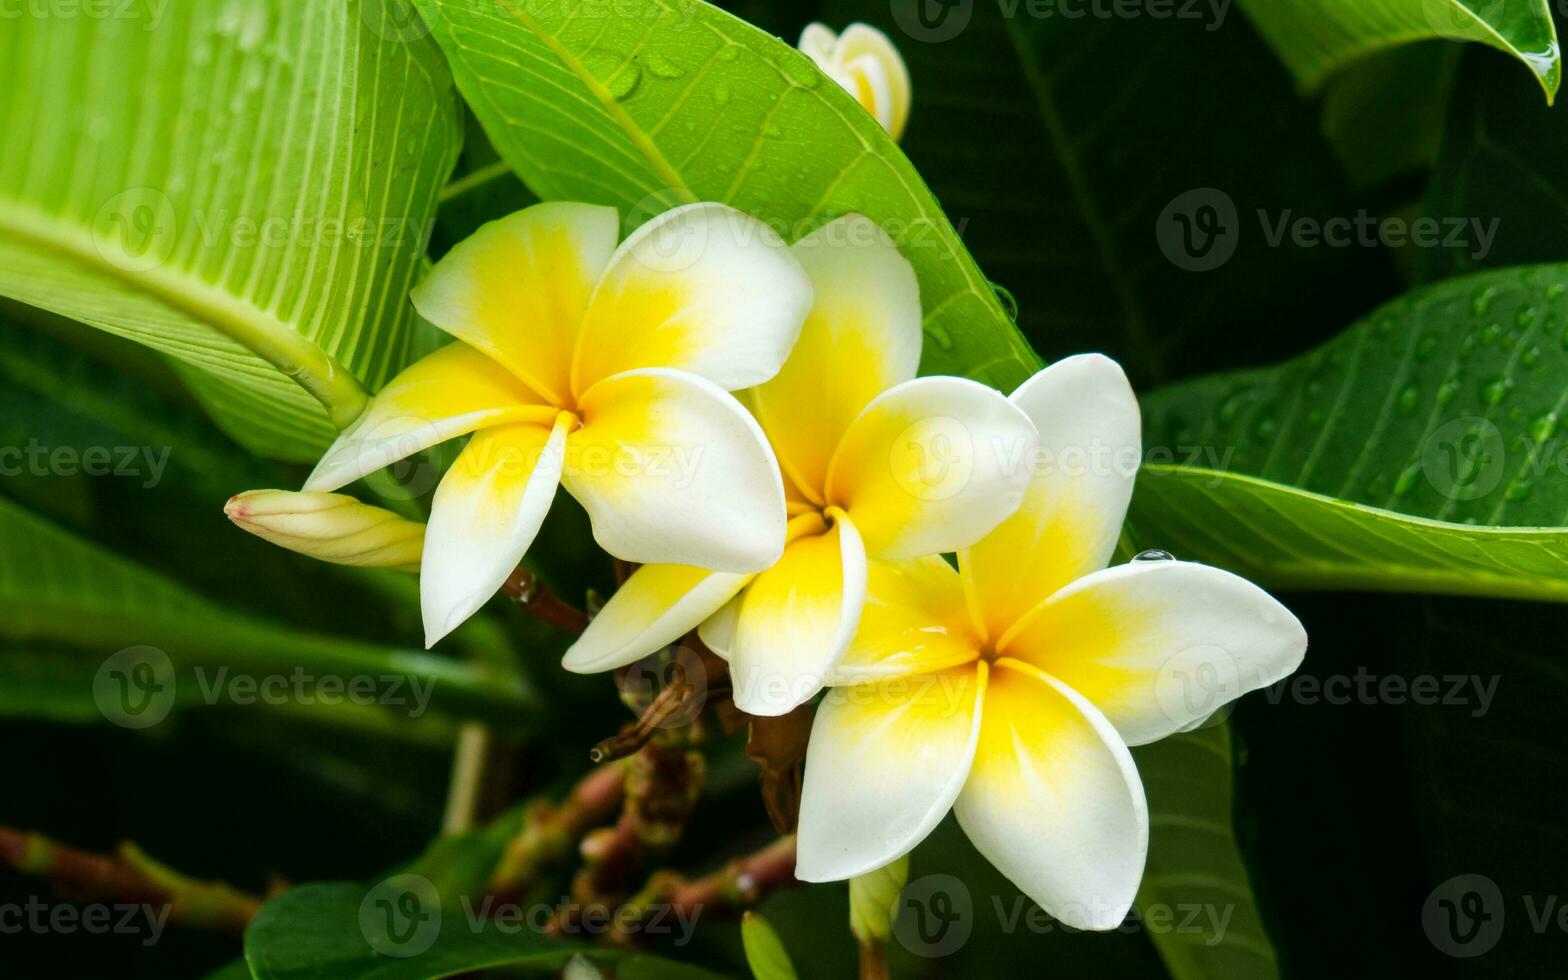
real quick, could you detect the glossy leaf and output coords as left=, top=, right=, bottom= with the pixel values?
left=1421, top=16, right=1568, bottom=282
left=1134, top=724, right=1280, bottom=980
left=409, top=0, right=1039, bottom=390
left=0, top=0, right=462, bottom=460
left=1134, top=264, right=1568, bottom=599
left=741, top=911, right=800, bottom=980
left=1236, top=0, right=1560, bottom=101
left=811, top=0, right=1396, bottom=387
left=0, top=494, right=535, bottom=727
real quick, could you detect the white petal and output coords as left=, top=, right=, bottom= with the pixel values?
left=1000, top=560, right=1307, bottom=745
left=826, top=376, right=1037, bottom=559
left=750, top=213, right=922, bottom=502
left=961, top=354, right=1141, bottom=640
left=796, top=664, right=986, bottom=882
left=729, top=513, right=868, bottom=716
left=561, top=368, right=786, bottom=573
left=571, top=202, right=812, bottom=396
left=798, top=22, right=839, bottom=63
left=561, top=563, right=751, bottom=674
left=420, top=416, right=568, bottom=647
left=304, top=342, right=550, bottom=493
left=955, top=660, right=1147, bottom=931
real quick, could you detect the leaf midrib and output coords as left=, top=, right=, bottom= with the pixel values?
left=0, top=197, right=368, bottom=427
left=490, top=0, right=698, bottom=206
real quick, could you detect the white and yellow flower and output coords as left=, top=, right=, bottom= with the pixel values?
left=793, top=355, right=1308, bottom=929
left=302, top=201, right=814, bottom=647
left=799, top=23, right=911, bottom=141
left=562, top=214, right=1039, bottom=716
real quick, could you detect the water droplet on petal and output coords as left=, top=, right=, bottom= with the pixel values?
left=1133, top=549, right=1175, bottom=563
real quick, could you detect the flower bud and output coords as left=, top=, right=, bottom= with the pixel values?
left=224, top=490, right=424, bottom=572
left=799, top=23, right=911, bottom=141
left=849, top=853, right=909, bottom=945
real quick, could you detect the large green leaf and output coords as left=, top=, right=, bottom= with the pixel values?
left=1421, top=8, right=1568, bottom=282
left=806, top=0, right=1397, bottom=387
left=1236, top=0, right=1560, bottom=101
left=0, top=0, right=462, bottom=460
left=409, top=0, right=1038, bottom=390
left=244, top=882, right=722, bottom=980
left=0, top=494, right=534, bottom=728
left=1134, top=725, right=1279, bottom=980
left=1133, top=264, right=1568, bottom=599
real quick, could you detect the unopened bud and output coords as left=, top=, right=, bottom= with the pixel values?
left=224, top=490, right=423, bottom=572
left=849, top=854, right=909, bottom=945
left=799, top=23, right=911, bottom=141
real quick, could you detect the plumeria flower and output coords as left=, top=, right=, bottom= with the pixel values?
left=793, top=355, right=1308, bottom=929
left=561, top=214, right=1038, bottom=716
left=799, top=23, right=911, bottom=141
left=301, top=202, right=813, bottom=647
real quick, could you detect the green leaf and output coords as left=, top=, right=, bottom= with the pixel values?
left=408, top=0, right=1038, bottom=390
left=203, top=960, right=257, bottom=980
left=1421, top=11, right=1568, bottom=282
left=1133, top=264, right=1568, bottom=599
left=1134, top=724, right=1279, bottom=980
left=1235, top=0, right=1560, bottom=101
left=0, top=494, right=535, bottom=728
left=812, top=0, right=1397, bottom=387
left=0, top=0, right=462, bottom=460
left=244, top=882, right=722, bottom=980
left=741, top=911, right=799, bottom=980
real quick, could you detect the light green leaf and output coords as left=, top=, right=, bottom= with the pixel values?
left=1236, top=0, right=1560, bottom=101
left=1132, top=264, right=1568, bottom=599
left=409, top=0, right=1038, bottom=389
left=0, top=494, right=534, bottom=728
left=0, top=0, right=463, bottom=460
left=1134, top=724, right=1280, bottom=980
left=741, top=911, right=799, bottom=980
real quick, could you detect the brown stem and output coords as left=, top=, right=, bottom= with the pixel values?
left=858, top=938, right=890, bottom=980
left=593, top=644, right=733, bottom=763
left=551, top=743, right=705, bottom=938
left=488, top=761, right=627, bottom=897
left=502, top=566, right=589, bottom=634
left=0, top=827, right=264, bottom=937
left=605, top=836, right=799, bottom=945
